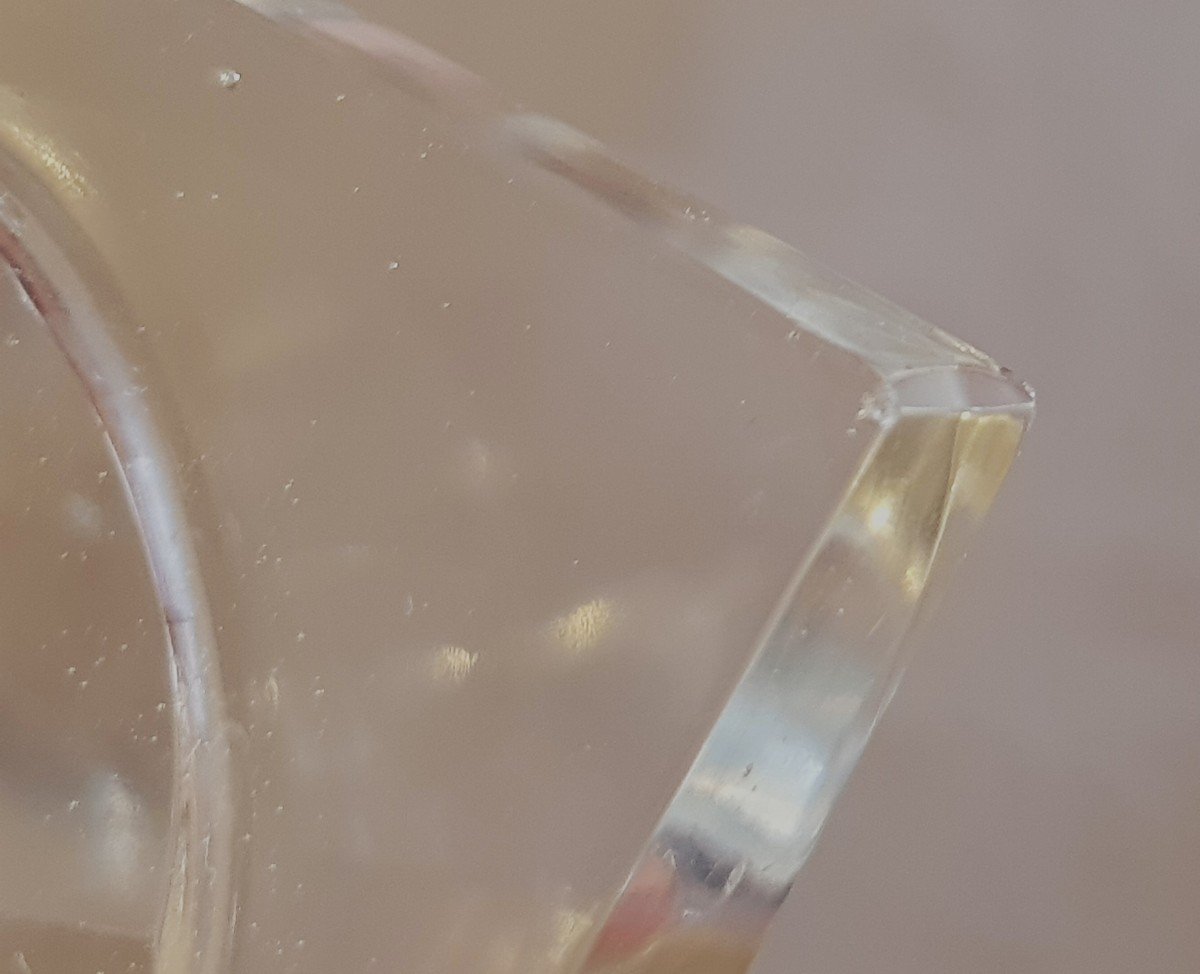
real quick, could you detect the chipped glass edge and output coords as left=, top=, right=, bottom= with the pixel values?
left=2, top=5, right=1033, bottom=971
left=223, top=10, right=1033, bottom=971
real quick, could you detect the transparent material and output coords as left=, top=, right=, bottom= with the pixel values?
left=0, top=2, right=1031, bottom=972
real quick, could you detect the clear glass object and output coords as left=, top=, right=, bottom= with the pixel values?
left=0, top=2, right=1031, bottom=972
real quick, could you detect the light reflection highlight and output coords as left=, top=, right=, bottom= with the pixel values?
left=552, top=598, right=614, bottom=654
left=865, top=496, right=896, bottom=536
left=0, top=91, right=92, bottom=199
left=548, top=906, right=595, bottom=967
left=430, top=644, right=478, bottom=684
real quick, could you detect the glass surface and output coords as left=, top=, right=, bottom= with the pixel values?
left=0, top=2, right=1031, bottom=972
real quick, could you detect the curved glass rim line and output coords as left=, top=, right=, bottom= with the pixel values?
left=0, top=160, right=237, bottom=974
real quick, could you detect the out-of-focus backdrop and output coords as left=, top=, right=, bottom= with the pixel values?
left=348, top=2, right=1199, bottom=970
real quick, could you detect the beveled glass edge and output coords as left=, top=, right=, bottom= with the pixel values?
left=233, top=0, right=1034, bottom=426
left=225, top=8, right=1033, bottom=973
left=2, top=6, right=1034, bottom=971
left=571, top=403, right=1027, bottom=974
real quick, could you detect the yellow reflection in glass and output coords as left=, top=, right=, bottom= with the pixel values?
left=549, top=906, right=595, bottom=966
left=0, top=91, right=92, bottom=199
left=552, top=598, right=614, bottom=654
left=430, top=644, right=477, bottom=684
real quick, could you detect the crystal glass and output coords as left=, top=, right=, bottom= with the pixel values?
left=0, top=2, right=1031, bottom=972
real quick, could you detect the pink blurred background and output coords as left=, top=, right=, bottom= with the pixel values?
left=350, top=2, right=1200, bottom=970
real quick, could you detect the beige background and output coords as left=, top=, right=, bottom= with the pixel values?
left=348, top=2, right=1199, bottom=970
